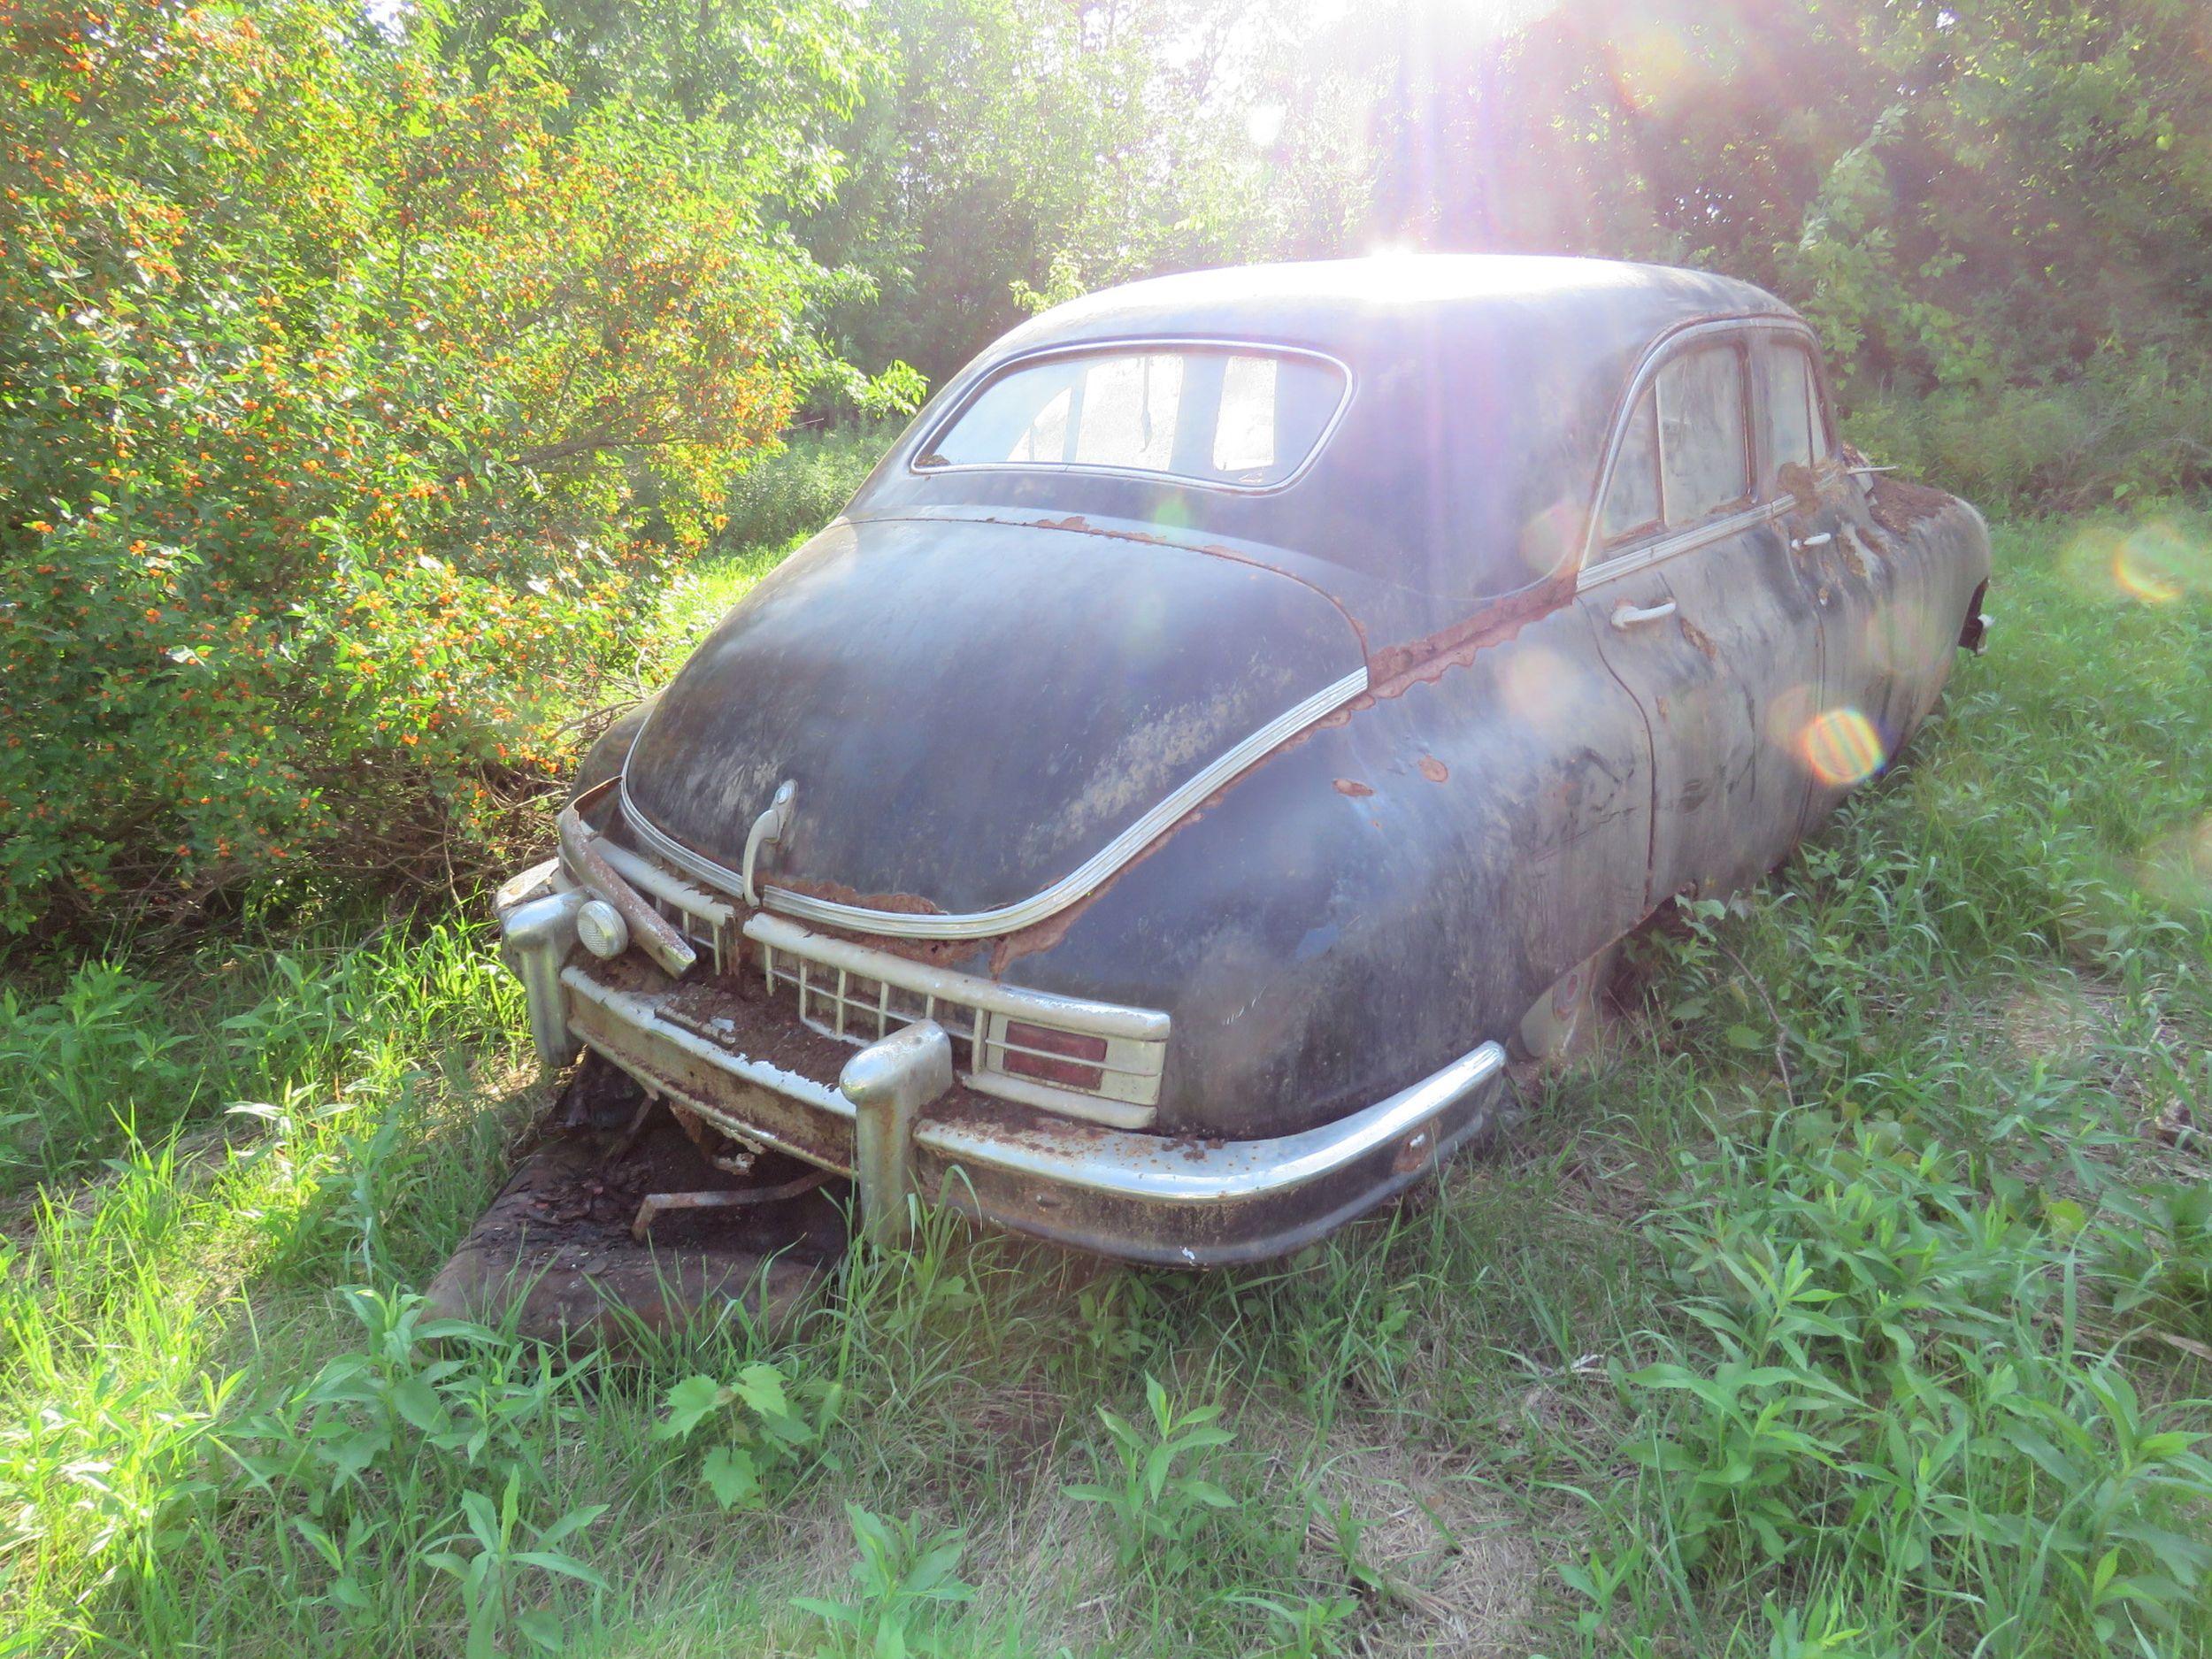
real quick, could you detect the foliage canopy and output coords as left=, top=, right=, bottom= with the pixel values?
left=4, top=0, right=2211, bottom=933
left=0, top=0, right=859, bottom=930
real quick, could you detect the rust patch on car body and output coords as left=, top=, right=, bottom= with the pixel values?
left=1866, top=473, right=1957, bottom=536
left=1418, top=756, right=1449, bottom=783
left=764, top=876, right=985, bottom=969
left=1363, top=567, right=1577, bottom=700
left=1678, top=615, right=1718, bottom=659
left=1333, top=778, right=1376, bottom=798
left=1775, top=461, right=1823, bottom=519
left=771, top=873, right=947, bottom=916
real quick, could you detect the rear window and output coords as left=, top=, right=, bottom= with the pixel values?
left=916, top=347, right=1348, bottom=489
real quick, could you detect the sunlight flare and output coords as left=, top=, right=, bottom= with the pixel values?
left=1800, top=706, right=1887, bottom=788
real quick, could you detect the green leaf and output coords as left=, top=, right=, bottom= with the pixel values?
left=791, top=1598, right=861, bottom=1631
left=1724, top=1025, right=1767, bottom=1051
left=703, top=1444, right=760, bottom=1509
left=656, top=1375, right=733, bottom=1442
left=517, top=1609, right=565, bottom=1651
left=512, top=1550, right=611, bottom=1590
left=537, top=1503, right=609, bottom=1548
left=733, top=1362, right=789, bottom=1422
left=388, top=1376, right=449, bottom=1435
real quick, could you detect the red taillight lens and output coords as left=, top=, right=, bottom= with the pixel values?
left=999, top=1021, right=1109, bottom=1091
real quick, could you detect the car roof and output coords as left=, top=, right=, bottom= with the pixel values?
left=995, top=254, right=1793, bottom=361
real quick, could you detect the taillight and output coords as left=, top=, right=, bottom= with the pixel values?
left=998, top=1021, right=1109, bottom=1091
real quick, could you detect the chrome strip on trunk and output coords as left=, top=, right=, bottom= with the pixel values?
left=617, top=664, right=1371, bottom=941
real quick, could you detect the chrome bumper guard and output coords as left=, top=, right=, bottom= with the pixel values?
left=494, top=860, right=1511, bottom=1266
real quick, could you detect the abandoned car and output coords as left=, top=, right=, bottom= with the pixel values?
left=487, top=254, right=1993, bottom=1277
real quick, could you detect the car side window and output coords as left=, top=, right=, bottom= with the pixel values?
left=1763, top=342, right=1834, bottom=480
left=1655, top=344, right=1750, bottom=524
left=1601, top=388, right=1662, bottom=541
left=1595, top=340, right=1752, bottom=555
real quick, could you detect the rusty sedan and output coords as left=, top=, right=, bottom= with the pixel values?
left=489, top=254, right=1993, bottom=1273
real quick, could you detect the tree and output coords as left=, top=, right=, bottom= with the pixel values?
left=0, top=0, right=868, bottom=929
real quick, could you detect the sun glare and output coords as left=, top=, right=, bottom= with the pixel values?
left=1801, top=706, right=1888, bottom=788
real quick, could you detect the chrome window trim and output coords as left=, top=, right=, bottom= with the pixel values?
left=1576, top=499, right=1792, bottom=593
left=1579, top=314, right=1823, bottom=581
left=618, top=664, right=1371, bottom=941
left=907, top=337, right=1356, bottom=497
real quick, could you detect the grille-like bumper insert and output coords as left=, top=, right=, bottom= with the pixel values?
left=744, top=913, right=1168, bottom=1130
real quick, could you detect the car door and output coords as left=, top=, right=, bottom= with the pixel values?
left=1758, top=334, right=1913, bottom=821
left=1575, top=326, right=1828, bottom=913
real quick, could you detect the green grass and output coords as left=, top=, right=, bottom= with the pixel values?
left=3, top=510, right=2209, bottom=1657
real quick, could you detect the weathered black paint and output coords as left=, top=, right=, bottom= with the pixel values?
left=625, top=517, right=1363, bottom=914
left=608, top=255, right=1992, bottom=1149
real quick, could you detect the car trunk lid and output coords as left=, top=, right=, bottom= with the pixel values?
left=620, top=514, right=1367, bottom=926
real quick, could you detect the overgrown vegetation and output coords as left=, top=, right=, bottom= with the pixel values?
left=2, top=513, right=2206, bottom=1655
left=0, top=0, right=895, bottom=933
left=10, top=0, right=2212, bottom=933
left=713, top=422, right=902, bottom=556
left=4, top=0, right=2212, bottom=1652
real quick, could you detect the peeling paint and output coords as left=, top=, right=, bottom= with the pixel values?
left=1866, top=473, right=1957, bottom=536
left=1362, top=566, right=1578, bottom=699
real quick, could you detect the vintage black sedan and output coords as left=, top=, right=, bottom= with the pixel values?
left=491, top=254, right=1992, bottom=1271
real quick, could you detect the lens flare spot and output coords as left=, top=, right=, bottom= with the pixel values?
left=1498, top=643, right=1574, bottom=726
left=1517, top=495, right=1586, bottom=578
left=2138, top=815, right=2212, bottom=912
left=1613, top=27, right=1707, bottom=117
left=1765, top=680, right=1819, bottom=750
left=2112, top=522, right=2207, bottom=605
left=1801, top=706, right=1886, bottom=787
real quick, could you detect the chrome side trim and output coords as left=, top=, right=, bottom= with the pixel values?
left=906, top=337, right=1356, bottom=498
left=618, top=664, right=1371, bottom=941
left=1577, top=499, right=1792, bottom=592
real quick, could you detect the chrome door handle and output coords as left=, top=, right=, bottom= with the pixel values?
left=1610, top=599, right=1678, bottom=630
left=1791, top=531, right=1833, bottom=549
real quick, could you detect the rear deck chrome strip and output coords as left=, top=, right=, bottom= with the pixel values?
left=618, top=664, right=1371, bottom=941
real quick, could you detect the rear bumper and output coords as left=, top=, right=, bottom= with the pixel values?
left=496, top=862, right=1511, bottom=1267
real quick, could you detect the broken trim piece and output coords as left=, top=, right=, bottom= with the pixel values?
left=617, top=664, right=1371, bottom=941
